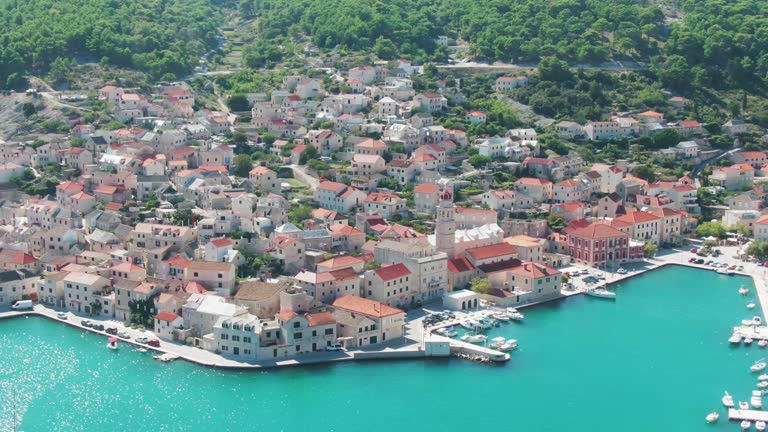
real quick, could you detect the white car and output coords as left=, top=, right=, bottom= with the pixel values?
left=136, top=336, right=149, bottom=344
left=117, top=331, right=130, bottom=339
left=617, top=268, right=628, bottom=274
left=57, top=312, right=67, bottom=320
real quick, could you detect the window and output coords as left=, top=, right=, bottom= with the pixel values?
left=294, top=332, right=303, bottom=339
left=325, top=328, right=334, bottom=335
left=243, top=337, right=251, bottom=343
left=312, top=330, right=317, bottom=337
left=293, top=321, right=300, bottom=328
left=194, top=272, right=199, bottom=277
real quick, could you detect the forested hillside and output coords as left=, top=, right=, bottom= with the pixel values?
left=239, top=0, right=768, bottom=94
left=0, top=0, right=221, bottom=88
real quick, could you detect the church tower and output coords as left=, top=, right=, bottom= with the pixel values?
left=435, top=187, right=456, bottom=258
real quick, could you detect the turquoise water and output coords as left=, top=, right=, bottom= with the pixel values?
left=0, top=265, right=764, bottom=431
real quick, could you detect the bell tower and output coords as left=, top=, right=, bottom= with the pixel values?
left=435, top=187, right=456, bottom=258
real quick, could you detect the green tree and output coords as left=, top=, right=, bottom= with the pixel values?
left=695, top=221, right=727, bottom=239
left=470, top=277, right=493, bottom=294
left=547, top=213, right=567, bottom=232
left=233, top=154, right=254, bottom=177
left=374, top=37, right=398, bottom=60
left=172, top=208, right=198, bottom=226
left=227, top=94, right=251, bottom=112
left=747, top=241, right=768, bottom=260
left=468, top=154, right=492, bottom=167
left=288, top=204, right=313, bottom=226
left=631, top=165, right=657, bottom=183
left=299, top=144, right=318, bottom=165
left=643, top=242, right=658, bottom=258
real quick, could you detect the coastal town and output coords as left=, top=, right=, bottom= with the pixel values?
left=0, top=57, right=767, bottom=368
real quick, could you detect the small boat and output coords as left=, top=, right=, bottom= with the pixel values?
left=492, top=313, right=510, bottom=322
left=753, top=390, right=764, bottom=409
left=717, top=268, right=734, bottom=275
left=745, top=320, right=756, bottom=326
left=746, top=338, right=755, bottom=345
left=136, top=348, right=148, bottom=353
left=759, top=374, right=768, bottom=381
left=723, top=391, right=735, bottom=407
left=757, top=421, right=766, bottom=431
left=489, top=336, right=506, bottom=350
left=755, top=316, right=763, bottom=326
left=474, top=319, right=491, bottom=329
left=508, top=311, right=525, bottom=321
left=706, top=412, right=719, bottom=423
left=749, top=303, right=757, bottom=310
left=758, top=381, right=768, bottom=389
left=760, top=340, right=768, bottom=348
left=586, top=288, right=616, bottom=299
left=460, top=321, right=475, bottom=330
left=740, top=401, right=750, bottom=410
left=107, top=336, right=118, bottom=351
left=741, top=286, right=751, bottom=295
left=460, top=334, right=487, bottom=344
left=731, top=334, right=744, bottom=344
left=753, top=359, right=768, bottom=373
left=743, top=420, right=753, bottom=430
left=500, top=340, right=518, bottom=351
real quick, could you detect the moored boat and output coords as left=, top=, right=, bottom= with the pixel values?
left=489, top=337, right=506, bottom=350
left=741, top=286, right=751, bottom=295
left=460, top=334, right=487, bottom=344
left=757, top=420, right=766, bottom=431
left=740, top=401, right=750, bottom=410
left=760, top=340, right=768, bottom=348
left=755, top=316, right=763, bottom=326
left=758, top=381, right=768, bottom=389
left=743, top=420, right=753, bottom=431
left=107, top=336, right=118, bottom=351
left=749, top=303, right=757, bottom=310
left=746, top=338, right=755, bottom=345
left=586, top=288, right=616, bottom=299
left=753, top=359, right=767, bottom=373
left=706, top=412, right=719, bottom=423
left=492, top=313, right=510, bottom=322
left=731, top=334, right=743, bottom=344
left=753, top=390, right=764, bottom=409
left=723, top=391, right=735, bottom=408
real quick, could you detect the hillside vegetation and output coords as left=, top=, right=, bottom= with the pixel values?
left=0, top=0, right=221, bottom=88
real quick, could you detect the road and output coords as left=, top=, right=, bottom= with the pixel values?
left=691, top=147, right=741, bottom=179
left=287, top=164, right=319, bottom=189
left=437, top=59, right=647, bottom=72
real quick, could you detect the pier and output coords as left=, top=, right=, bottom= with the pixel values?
left=728, top=408, right=768, bottom=422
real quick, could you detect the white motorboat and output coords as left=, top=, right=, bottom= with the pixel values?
left=741, top=286, right=751, bottom=295
left=759, top=374, right=768, bottom=381
left=731, top=334, right=744, bottom=344
left=746, top=338, right=755, bottom=345
left=136, top=348, right=148, bottom=353
left=489, top=337, right=506, bottom=350
left=743, top=420, right=753, bottom=430
left=492, top=313, right=510, bottom=322
left=752, top=359, right=767, bottom=373
left=474, top=319, right=491, bottom=329
left=757, top=421, right=766, bottom=431
left=586, top=288, right=616, bottom=299
left=760, top=340, right=768, bottom=348
left=750, top=303, right=757, bottom=310
left=500, top=340, right=518, bottom=351
left=755, top=316, right=763, bottom=326
left=508, top=311, right=525, bottom=320
left=723, top=391, right=735, bottom=407
left=460, top=321, right=475, bottom=330
left=460, top=334, right=487, bottom=344
left=753, top=390, right=764, bottom=409
left=745, top=320, right=756, bottom=326
left=740, top=401, right=750, bottom=410
left=758, top=381, right=768, bottom=389
left=717, top=268, right=734, bottom=275
left=706, top=412, right=719, bottom=423
left=107, top=337, right=118, bottom=351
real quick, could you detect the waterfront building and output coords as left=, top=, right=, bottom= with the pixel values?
left=331, top=295, right=405, bottom=348
left=566, top=223, right=643, bottom=267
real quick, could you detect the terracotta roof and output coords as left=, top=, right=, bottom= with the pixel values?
left=235, top=281, right=287, bottom=301
left=616, top=211, right=660, bottom=224
left=276, top=310, right=298, bottom=322
left=317, top=181, right=347, bottom=192
left=155, top=312, right=180, bottom=322
left=555, top=202, right=584, bottom=212
left=249, top=166, right=274, bottom=176
left=414, top=184, right=440, bottom=194
left=508, top=262, right=560, bottom=279
left=569, top=223, right=628, bottom=239
left=8, top=251, right=38, bottom=265
left=185, top=281, right=208, bottom=294
left=332, top=295, right=404, bottom=318
left=306, top=311, right=336, bottom=326
left=318, top=255, right=364, bottom=269
left=374, top=263, right=411, bottom=281
left=757, top=215, right=768, bottom=225
left=210, top=238, right=233, bottom=248
left=448, top=257, right=475, bottom=273
left=516, top=177, right=552, bottom=186
left=465, top=243, right=518, bottom=261
left=111, top=262, right=145, bottom=272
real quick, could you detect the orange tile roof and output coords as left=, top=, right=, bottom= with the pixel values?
left=332, top=295, right=404, bottom=318
left=374, top=263, right=411, bottom=281
left=569, top=223, right=628, bottom=239
left=156, top=312, right=180, bottom=322
left=615, top=211, right=660, bottom=224
left=465, top=243, right=518, bottom=261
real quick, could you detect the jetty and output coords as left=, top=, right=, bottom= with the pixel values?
left=728, top=408, right=768, bottom=422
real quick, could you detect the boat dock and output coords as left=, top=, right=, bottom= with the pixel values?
left=733, top=325, right=768, bottom=340
left=728, top=408, right=768, bottom=422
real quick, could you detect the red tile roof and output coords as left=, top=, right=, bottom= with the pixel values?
left=465, top=243, right=518, bottom=261
left=210, top=238, right=233, bottom=248
left=332, top=295, right=404, bottom=318
left=374, top=263, right=411, bottom=281
left=414, top=184, right=440, bottom=194
left=615, top=211, right=660, bottom=224
left=448, top=257, right=475, bottom=273
left=508, top=262, right=560, bottom=279
left=306, top=311, right=336, bottom=326
left=155, top=312, right=180, bottom=322
left=276, top=310, right=298, bottom=322
left=317, top=181, right=346, bottom=192
left=569, top=223, right=629, bottom=239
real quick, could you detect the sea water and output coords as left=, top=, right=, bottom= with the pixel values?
left=0, top=265, right=763, bottom=431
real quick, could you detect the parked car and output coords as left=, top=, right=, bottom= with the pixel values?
left=688, top=257, right=697, bottom=263
left=690, top=248, right=698, bottom=253
left=11, top=300, right=33, bottom=310
left=695, top=259, right=705, bottom=264
left=81, top=320, right=93, bottom=327
left=57, top=312, right=67, bottom=320
left=617, top=268, right=628, bottom=274
left=325, top=343, right=343, bottom=351
left=146, top=339, right=160, bottom=347
left=93, top=323, right=104, bottom=331
left=106, top=327, right=118, bottom=335
left=136, top=336, right=149, bottom=344
left=117, top=330, right=130, bottom=339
